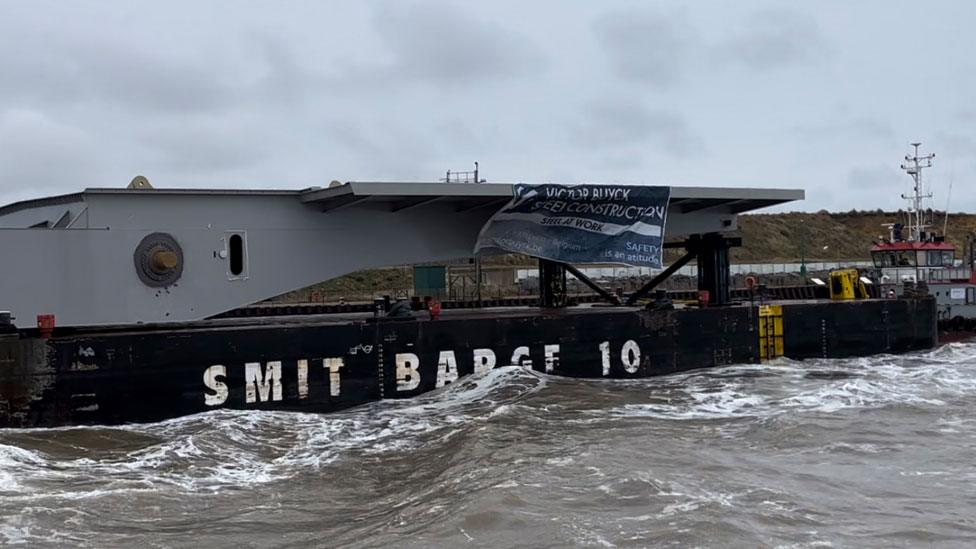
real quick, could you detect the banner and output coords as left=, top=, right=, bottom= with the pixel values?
left=474, top=184, right=671, bottom=268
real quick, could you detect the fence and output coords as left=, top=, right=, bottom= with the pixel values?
left=515, top=260, right=873, bottom=282
left=271, top=260, right=875, bottom=305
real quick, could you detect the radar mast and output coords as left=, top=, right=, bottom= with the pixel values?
left=899, top=142, right=934, bottom=242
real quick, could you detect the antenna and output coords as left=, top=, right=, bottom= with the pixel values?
left=899, top=142, right=934, bottom=242
left=943, top=172, right=953, bottom=237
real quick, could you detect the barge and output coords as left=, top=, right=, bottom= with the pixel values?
left=0, top=179, right=937, bottom=428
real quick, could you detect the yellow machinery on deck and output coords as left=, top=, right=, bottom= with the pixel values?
left=829, top=268, right=870, bottom=300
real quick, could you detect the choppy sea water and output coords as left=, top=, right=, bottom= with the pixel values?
left=3, top=343, right=976, bottom=548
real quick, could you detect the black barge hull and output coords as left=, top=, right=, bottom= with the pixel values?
left=0, top=298, right=936, bottom=428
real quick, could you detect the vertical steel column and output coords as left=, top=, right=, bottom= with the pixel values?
left=696, top=233, right=733, bottom=306
left=539, top=258, right=567, bottom=308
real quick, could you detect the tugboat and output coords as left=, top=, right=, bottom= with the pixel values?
left=870, top=143, right=976, bottom=331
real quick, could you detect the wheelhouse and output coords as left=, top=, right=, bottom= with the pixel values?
left=870, top=243, right=955, bottom=269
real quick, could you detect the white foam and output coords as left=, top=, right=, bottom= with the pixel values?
left=606, top=342, right=976, bottom=421
left=0, top=366, right=544, bottom=506
left=612, top=387, right=767, bottom=420
left=3, top=342, right=976, bottom=549
left=658, top=485, right=737, bottom=516
left=0, top=525, right=30, bottom=546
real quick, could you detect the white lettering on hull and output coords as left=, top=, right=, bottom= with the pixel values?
left=599, top=341, right=610, bottom=376
left=324, top=357, right=344, bottom=396
left=202, top=341, right=647, bottom=406
left=544, top=344, right=560, bottom=373
left=396, top=353, right=421, bottom=391
left=621, top=340, right=641, bottom=374
left=473, top=348, right=496, bottom=375
left=297, top=359, right=309, bottom=399
left=436, top=351, right=459, bottom=388
left=203, top=365, right=229, bottom=406
left=245, top=361, right=283, bottom=403
left=597, top=340, right=645, bottom=375
left=511, top=346, right=531, bottom=367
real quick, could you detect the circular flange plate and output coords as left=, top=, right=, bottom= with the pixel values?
left=134, top=232, right=184, bottom=287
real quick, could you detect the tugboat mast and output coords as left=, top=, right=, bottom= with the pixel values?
left=900, top=142, right=935, bottom=242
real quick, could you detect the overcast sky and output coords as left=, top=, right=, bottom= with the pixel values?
left=1, top=0, right=974, bottom=211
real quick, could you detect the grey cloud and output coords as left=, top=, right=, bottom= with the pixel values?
left=0, top=31, right=235, bottom=114
left=0, top=1, right=972, bottom=213
left=370, top=2, right=546, bottom=85
left=135, top=118, right=272, bottom=175
left=430, top=116, right=502, bottom=161
left=592, top=10, right=690, bottom=88
left=846, top=165, right=903, bottom=191
left=243, top=33, right=335, bottom=107
left=593, top=151, right=646, bottom=172
left=0, top=109, right=103, bottom=196
left=936, top=132, right=976, bottom=159
left=322, top=119, right=439, bottom=178
left=717, top=10, right=829, bottom=71
left=841, top=139, right=974, bottom=212
left=792, top=117, right=896, bottom=143
left=833, top=162, right=976, bottom=214
left=800, top=164, right=907, bottom=212
left=957, top=111, right=976, bottom=122
left=572, top=99, right=703, bottom=156
left=80, top=47, right=233, bottom=114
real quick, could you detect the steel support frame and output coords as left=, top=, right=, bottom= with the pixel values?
left=564, top=263, right=621, bottom=305
left=626, top=233, right=740, bottom=307
left=625, top=250, right=696, bottom=306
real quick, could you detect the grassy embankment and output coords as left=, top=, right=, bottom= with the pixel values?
left=733, top=210, right=976, bottom=262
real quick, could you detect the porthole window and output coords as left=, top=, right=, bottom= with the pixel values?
left=225, top=232, right=247, bottom=279
left=229, top=235, right=244, bottom=275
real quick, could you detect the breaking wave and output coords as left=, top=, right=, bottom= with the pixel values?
left=3, top=343, right=976, bottom=547
left=609, top=343, right=976, bottom=421
left=0, top=366, right=545, bottom=502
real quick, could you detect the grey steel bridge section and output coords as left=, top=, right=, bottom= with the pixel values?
left=0, top=181, right=803, bottom=327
